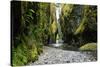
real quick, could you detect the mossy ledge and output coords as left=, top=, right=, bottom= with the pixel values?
left=79, top=43, right=97, bottom=51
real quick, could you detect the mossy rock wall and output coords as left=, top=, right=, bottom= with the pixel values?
left=60, top=4, right=97, bottom=47
left=11, top=1, right=50, bottom=66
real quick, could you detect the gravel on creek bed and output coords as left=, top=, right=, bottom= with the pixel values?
left=28, top=46, right=97, bottom=65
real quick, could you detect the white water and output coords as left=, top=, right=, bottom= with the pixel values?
left=55, top=4, right=63, bottom=47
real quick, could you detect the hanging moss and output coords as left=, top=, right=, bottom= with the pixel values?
left=12, top=2, right=97, bottom=66
left=74, top=17, right=87, bottom=35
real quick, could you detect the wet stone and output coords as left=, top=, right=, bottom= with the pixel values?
left=28, top=46, right=97, bottom=65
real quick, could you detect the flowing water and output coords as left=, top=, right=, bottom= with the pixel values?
left=50, top=4, right=82, bottom=50
left=51, top=3, right=63, bottom=47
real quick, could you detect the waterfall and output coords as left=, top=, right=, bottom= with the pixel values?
left=55, top=3, right=63, bottom=47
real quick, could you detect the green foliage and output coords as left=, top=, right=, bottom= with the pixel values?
left=60, top=4, right=97, bottom=47
left=50, top=21, right=57, bottom=34
left=74, top=5, right=97, bottom=35
left=36, top=42, right=43, bottom=54
left=12, top=2, right=50, bottom=66
left=79, top=43, right=97, bottom=51
left=28, top=44, right=38, bottom=61
left=12, top=44, right=28, bottom=66
left=62, top=4, right=73, bottom=16
left=74, top=17, right=87, bottom=35
left=12, top=2, right=97, bottom=66
left=12, top=39, right=43, bottom=66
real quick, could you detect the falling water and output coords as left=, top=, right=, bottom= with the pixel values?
left=54, top=3, right=63, bottom=47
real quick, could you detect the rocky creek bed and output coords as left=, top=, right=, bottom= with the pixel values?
left=28, top=46, right=97, bottom=65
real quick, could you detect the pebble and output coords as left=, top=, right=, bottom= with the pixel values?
left=28, top=46, right=97, bottom=65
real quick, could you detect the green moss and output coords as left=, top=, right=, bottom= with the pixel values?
left=28, top=44, right=38, bottom=61
left=12, top=2, right=50, bottom=66
left=79, top=43, right=97, bottom=51
left=74, top=17, right=86, bottom=35
left=62, top=4, right=73, bottom=16
left=36, top=42, right=43, bottom=54
left=51, top=20, right=57, bottom=34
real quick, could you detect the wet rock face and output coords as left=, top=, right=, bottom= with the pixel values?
left=60, top=5, right=84, bottom=46
left=60, top=5, right=97, bottom=47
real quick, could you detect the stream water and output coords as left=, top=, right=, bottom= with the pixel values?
left=51, top=3, right=63, bottom=47
left=50, top=4, right=82, bottom=50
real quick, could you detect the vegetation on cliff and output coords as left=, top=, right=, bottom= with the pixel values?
left=11, top=1, right=97, bottom=66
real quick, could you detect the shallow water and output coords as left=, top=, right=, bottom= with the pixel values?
left=48, top=43, right=78, bottom=51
